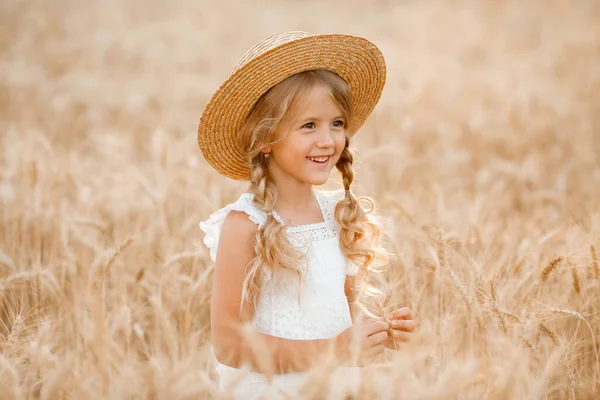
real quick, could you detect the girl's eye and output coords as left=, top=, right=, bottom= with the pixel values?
left=333, top=120, right=345, bottom=128
left=302, top=122, right=315, bottom=130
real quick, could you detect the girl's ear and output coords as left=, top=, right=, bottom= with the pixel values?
left=261, top=145, right=272, bottom=154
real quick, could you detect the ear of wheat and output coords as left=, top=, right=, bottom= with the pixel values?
left=541, top=257, right=562, bottom=283
left=570, top=266, right=580, bottom=295
left=591, top=245, right=599, bottom=280
left=538, top=322, right=559, bottom=345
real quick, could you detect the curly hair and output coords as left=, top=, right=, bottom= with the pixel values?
left=334, top=138, right=388, bottom=279
left=236, top=69, right=388, bottom=308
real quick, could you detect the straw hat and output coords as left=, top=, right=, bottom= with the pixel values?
left=197, top=31, right=386, bottom=180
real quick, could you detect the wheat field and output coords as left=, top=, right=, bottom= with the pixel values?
left=1, top=0, right=600, bottom=398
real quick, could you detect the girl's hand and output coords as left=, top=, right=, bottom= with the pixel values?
left=386, top=307, right=415, bottom=347
left=335, top=319, right=390, bottom=366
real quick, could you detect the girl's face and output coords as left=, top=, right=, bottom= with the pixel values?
left=265, top=84, right=347, bottom=187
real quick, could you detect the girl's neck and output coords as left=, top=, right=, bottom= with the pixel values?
left=274, top=181, right=315, bottom=211
left=271, top=183, right=322, bottom=227
left=267, top=162, right=316, bottom=211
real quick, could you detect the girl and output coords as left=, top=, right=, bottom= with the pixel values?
left=198, top=32, right=415, bottom=399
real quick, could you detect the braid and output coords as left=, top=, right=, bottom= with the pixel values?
left=249, top=154, right=276, bottom=210
left=242, top=153, right=304, bottom=309
left=337, top=137, right=355, bottom=198
left=335, top=137, right=387, bottom=275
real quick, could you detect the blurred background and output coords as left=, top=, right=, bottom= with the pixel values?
left=2, top=0, right=599, bottom=213
left=1, top=0, right=600, bottom=398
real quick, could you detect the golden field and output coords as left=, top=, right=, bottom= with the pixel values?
left=1, top=0, right=600, bottom=398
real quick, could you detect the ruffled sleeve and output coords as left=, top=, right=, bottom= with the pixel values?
left=199, top=193, right=266, bottom=262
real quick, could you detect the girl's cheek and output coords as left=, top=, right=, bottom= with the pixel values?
left=336, top=135, right=346, bottom=152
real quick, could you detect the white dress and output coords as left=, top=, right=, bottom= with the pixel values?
left=199, top=189, right=361, bottom=399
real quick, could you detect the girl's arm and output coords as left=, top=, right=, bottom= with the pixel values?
left=211, top=211, right=341, bottom=374
left=344, top=275, right=378, bottom=321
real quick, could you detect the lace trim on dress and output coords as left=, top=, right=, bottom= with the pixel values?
left=198, top=190, right=347, bottom=261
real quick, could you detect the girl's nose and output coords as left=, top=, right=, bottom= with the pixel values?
left=316, top=128, right=335, bottom=148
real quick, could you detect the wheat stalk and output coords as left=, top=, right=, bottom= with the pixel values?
left=570, top=265, right=580, bottom=295
left=486, top=282, right=508, bottom=335
left=500, top=309, right=522, bottom=323
left=488, top=302, right=508, bottom=336
left=490, top=282, right=498, bottom=302
left=103, top=237, right=135, bottom=275
left=567, top=370, right=577, bottom=400
left=538, top=322, right=559, bottom=345
left=448, top=267, right=472, bottom=312
left=591, top=245, right=599, bottom=280
left=0, top=271, right=51, bottom=292
left=1, top=312, right=26, bottom=358
left=550, top=308, right=585, bottom=321
left=100, top=237, right=135, bottom=318
left=518, top=334, right=534, bottom=349
left=541, top=257, right=562, bottom=283
left=550, top=308, right=600, bottom=379
left=474, top=276, right=486, bottom=307
left=436, top=228, right=446, bottom=268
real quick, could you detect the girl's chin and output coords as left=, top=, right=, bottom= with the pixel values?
left=275, top=166, right=333, bottom=185
left=304, top=171, right=332, bottom=185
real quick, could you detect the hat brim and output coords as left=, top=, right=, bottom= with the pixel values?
left=197, top=33, right=387, bottom=181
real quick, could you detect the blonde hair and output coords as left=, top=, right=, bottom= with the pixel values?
left=237, top=69, right=388, bottom=308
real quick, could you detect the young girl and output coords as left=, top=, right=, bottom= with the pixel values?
left=198, top=32, right=415, bottom=399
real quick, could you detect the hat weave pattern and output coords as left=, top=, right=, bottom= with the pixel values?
left=197, top=31, right=386, bottom=180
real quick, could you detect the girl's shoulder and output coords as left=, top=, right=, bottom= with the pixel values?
left=199, top=193, right=265, bottom=262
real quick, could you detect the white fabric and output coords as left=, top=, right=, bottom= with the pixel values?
left=199, top=189, right=361, bottom=399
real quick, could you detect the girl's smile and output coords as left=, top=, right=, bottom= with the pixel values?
left=307, top=155, right=332, bottom=165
